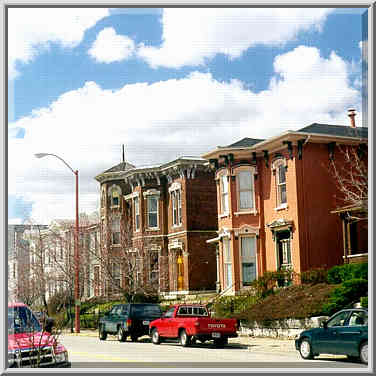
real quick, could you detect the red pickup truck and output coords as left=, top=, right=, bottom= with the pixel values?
left=149, top=304, right=238, bottom=348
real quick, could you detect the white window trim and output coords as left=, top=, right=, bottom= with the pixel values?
left=222, top=236, right=232, bottom=290
left=145, top=195, right=159, bottom=230
left=171, top=189, right=182, bottom=228
left=134, top=196, right=140, bottom=232
left=238, top=235, right=258, bottom=288
left=234, top=166, right=256, bottom=213
left=216, top=170, right=229, bottom=216
left=272, top=159, right=287, bottom=208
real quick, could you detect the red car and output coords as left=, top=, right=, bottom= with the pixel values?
left=8, top=302, right=70, bottom=368
left=149, top=304, right=238, bottom=348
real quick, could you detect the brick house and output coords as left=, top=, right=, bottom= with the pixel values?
left=202, top=119, right=368, bottom=295
left=94, top=157, right=218, bottom=298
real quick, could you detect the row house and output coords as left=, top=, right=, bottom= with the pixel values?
left=94, top=156, right=218, bottom=298
left=202, top=118, right=368, bottom=295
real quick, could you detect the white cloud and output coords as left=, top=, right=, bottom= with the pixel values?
left=88, top=27, right=135, bottom=63
left=8, top=46, right=361, bottom=224
left=138, top=8, right=333, bottom=68
left=8, top=8, right=110, bottom=79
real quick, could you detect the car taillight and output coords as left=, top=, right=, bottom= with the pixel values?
left=194, top=321, right=200, bottom=327
left=126, top=319, right=132, bottom=327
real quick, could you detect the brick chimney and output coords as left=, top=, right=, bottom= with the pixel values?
left=348, top=108, right=356, bottom=128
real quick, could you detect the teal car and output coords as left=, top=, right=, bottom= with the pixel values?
left=295, top=308, right=368, bottom=364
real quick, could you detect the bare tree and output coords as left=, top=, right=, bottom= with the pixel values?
left=89, top=206, right=161, bottom=302
left=330, top=143, right=368, bottom=222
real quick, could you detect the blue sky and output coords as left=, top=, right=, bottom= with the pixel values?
left=7, top=7, right=368, bottom=224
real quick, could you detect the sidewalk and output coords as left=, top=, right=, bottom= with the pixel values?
left=61, top=329, right=296, bottom=353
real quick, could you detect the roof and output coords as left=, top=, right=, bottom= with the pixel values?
left=102, top=161, right=135, bottom=174
left=223, top=137, right=265, bottom=148
left=297, top=123, right=368, bottom=139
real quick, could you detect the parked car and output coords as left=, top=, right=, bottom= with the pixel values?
left=98, top=303, right=162, bottom=342
left=149, top=304, right=238, bottom=348
left=295, top=308, right=368, bottom=364
left=8, top=302, right=71, bottom=368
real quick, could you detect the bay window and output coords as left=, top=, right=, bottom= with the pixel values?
left=147, top=196, right=159, bottom=229
left=220, top=174, right=229, bottom=214
left=236, top=169, right=255, bottom=211
left=223, top=237, right=232, bottom=289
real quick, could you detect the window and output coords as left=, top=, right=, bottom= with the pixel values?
left=113, top=264, right=121, bottom=289
left=111, top=217, right=120, bottom=245
left=327, top=311, right=351, bottom=327
left=220, top=174, right=229, bottom=214
left=172, top=190, right=182, bottom=226
left=133, top=197, right=140, bottom=231
left=348, top=311, right=367, bottom=326
left=240, top=237, right=257, bottom=285
left=112, top=191, right=120, bottom=206
left=276, top=162, right=287, bottom=206
left=223, top=237, right=232, bottom=289
left=147, top=196, right=158, bottom=229
left=150, top=251, right=159, bottom=283
left=237, top=170, right=254, bottom=210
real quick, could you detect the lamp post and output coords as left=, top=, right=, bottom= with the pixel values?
left=35, top=153, right=80, bottom=333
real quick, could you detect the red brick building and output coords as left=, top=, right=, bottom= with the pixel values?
left=203, top=121, right=368, bottom=295
left=95, top=157, right=218, bottom=298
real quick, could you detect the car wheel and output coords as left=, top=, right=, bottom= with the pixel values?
left=99, top=325, right=107, bottom=341
left=179, top=329, right=191, bottom=347
left=299, top=338, right=313, bottom=360
left=359, top=341, right=368, bottom=364
left=151, top=328, right=161, bottom=345
left=130, top=335, right=138, bottom=342
left=117, top=327, right=126, bottom=342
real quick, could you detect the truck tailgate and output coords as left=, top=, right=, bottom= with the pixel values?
left=196, top=318, right=237, bottom=334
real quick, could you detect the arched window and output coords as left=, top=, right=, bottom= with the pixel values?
left=272, top=159, right=287, bottom=208
left=216, top=170, right=229, bottom=215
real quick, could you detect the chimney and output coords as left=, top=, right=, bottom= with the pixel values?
left=347, top=108, right=356, bottom=128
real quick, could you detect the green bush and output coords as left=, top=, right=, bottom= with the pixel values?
left=213, top=294, right=258, bottom=318
left=360, top=296, right=368, bottom=308
left=327, top=263, right=368, bottom=284
left=321, top=278, right=368, bottom=316
left=250, top=269, right=295, bottom=297
left=300, top=268, right=328, bottom=285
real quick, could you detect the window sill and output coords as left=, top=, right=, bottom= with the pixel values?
left=274, top=204, right=288, bottom=211
left=110, top=205, right=120, bottom=209
left=172, top=224, right=183, bottom=229
left=111, top=244, right=121, bottom=247
left=218, top=213, right=229, bottom=219
left=146, top=227, right=160, bottom=231
left=234, top=210, right=258, bottom=216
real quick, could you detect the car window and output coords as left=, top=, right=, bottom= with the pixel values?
left=120, top=306, right=129, bottom=315
left=109, top=305, right=119, bottom=315
left=348, top=311, right=367, bottom=326
left=164, top=307, right=176, bottom=318
left=8, top=306, right=41, bottom=334
left=130, top=304, right=162, bottom=317
left=327, top=311, right=350, bottom=327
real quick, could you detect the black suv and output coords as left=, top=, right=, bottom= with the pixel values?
left=99, top=303, right=162, bottom=342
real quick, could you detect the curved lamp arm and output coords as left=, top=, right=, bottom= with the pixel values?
left=34, top=153, right=76, bottom=175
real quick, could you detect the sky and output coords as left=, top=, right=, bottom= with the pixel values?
left=7, top=6, right=368, bottom=225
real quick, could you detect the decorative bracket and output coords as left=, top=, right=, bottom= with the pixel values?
left=297, top=139, right=305, bottom=160
left=263, top=150, right=269, bottom=168
left=252, top=152, right=257, bottom=165
left=282, top=141, right=293, bottom=160
left=328, top=142, right=336, bottom=161
left=219, top=154, right=229, bottom=166
left=209, top=158, right=218, bottom=169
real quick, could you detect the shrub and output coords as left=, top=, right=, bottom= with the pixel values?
left=360, top=296, right=368, bottom=308
left=300, top=268, right=328, bottom=285
left=327, top=263, right=368, bottom=284
left=213, top=294, right=258, bottom=318
left=321, top=278, right=368, bottom=316
left=250, top=269, right=295, bottom=297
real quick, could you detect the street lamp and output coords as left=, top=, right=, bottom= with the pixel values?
left=35, top=153, right=80, bottom=333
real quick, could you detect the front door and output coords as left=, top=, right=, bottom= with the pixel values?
left=276, top=231, right=292, bottom=286
left=177, top=252, right=184, bottom=291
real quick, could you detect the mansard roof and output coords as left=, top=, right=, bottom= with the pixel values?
left=102, top=161, right=135, bottom=174
left=297, top=123, right=368, bottom=139
left=224, top=137, right=265, bottom=148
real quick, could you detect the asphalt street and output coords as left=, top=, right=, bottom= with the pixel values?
left=59, top=330, right=368, bottom=370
